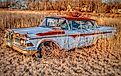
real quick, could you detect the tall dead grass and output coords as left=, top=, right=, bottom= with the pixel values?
left=0, top=10, right=121, bottom=76
left=0, top=12, right=43, bottom=29
left=0, top=10, right=121, bottom=29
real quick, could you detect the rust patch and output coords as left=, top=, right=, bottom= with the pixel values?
left=36, top=30, right=65, bottom=36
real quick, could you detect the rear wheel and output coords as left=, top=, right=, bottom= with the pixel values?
left=38, top=41, right=60, bottom=58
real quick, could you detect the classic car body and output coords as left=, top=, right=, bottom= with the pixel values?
left=5, top=16, right=116, bottom=56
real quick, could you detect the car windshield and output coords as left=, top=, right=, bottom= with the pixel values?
left=69, top=20, right=98, bottom=30
left=40, top=17, right=69, bottom=30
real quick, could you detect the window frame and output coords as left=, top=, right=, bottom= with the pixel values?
left=68, top=20, right=98, bottom=30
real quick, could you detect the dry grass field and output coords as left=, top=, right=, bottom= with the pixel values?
left=0, top=10, right=121, bottom=76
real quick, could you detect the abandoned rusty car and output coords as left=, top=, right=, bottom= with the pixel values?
left=5, top=16, right=116, bottom=57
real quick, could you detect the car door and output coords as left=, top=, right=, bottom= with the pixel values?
left=66, top=20, right=96, bottom=50
left=66, top=28, right=88, bottom=49
left=58, top=19, right=70, bottom=50
left=59, top=19, right=81, bottom=50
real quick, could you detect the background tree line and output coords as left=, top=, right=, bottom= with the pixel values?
left=27, top=0, right=121, bottom=13
left=0, top=0, right=121, bottom=13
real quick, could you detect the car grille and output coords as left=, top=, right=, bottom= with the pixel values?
left=14, top=38, right=20, bottom=43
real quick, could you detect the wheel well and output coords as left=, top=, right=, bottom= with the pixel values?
left=37, top=40, right=61, bottom=51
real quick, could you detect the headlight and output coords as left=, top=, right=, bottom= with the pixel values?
left=20, top=39, right=26, bottom=45
left=26, top=43, right=34, bottom=47
left=4, top=33, right=7, bottom=38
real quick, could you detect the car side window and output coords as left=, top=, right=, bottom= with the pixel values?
left=69, top=20, right=80, bottom=30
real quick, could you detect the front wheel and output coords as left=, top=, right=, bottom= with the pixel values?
left=38, top=41, right=60, bottom=58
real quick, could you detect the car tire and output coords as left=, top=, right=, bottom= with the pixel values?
left=38, top=41, right=60, bottom=58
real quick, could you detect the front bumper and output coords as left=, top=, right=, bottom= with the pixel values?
left=12, top=45, right=37, bottom=55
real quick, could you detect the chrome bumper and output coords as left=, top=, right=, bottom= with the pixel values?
left=12, top=45, right=37, bottom=55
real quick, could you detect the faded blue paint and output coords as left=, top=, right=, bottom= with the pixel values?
left=5, top=16, right=116, bottom=52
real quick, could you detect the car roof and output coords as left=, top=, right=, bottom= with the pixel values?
left=46, top=16, right=95, bottom=21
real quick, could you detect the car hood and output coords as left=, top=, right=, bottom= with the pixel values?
left=12, top=26, right=52, bottom=35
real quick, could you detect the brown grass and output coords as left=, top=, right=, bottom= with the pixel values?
left=0, top=10, right=121, bottom=76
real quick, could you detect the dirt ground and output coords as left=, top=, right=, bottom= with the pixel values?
left=0, top=10, right=121, bottom=76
